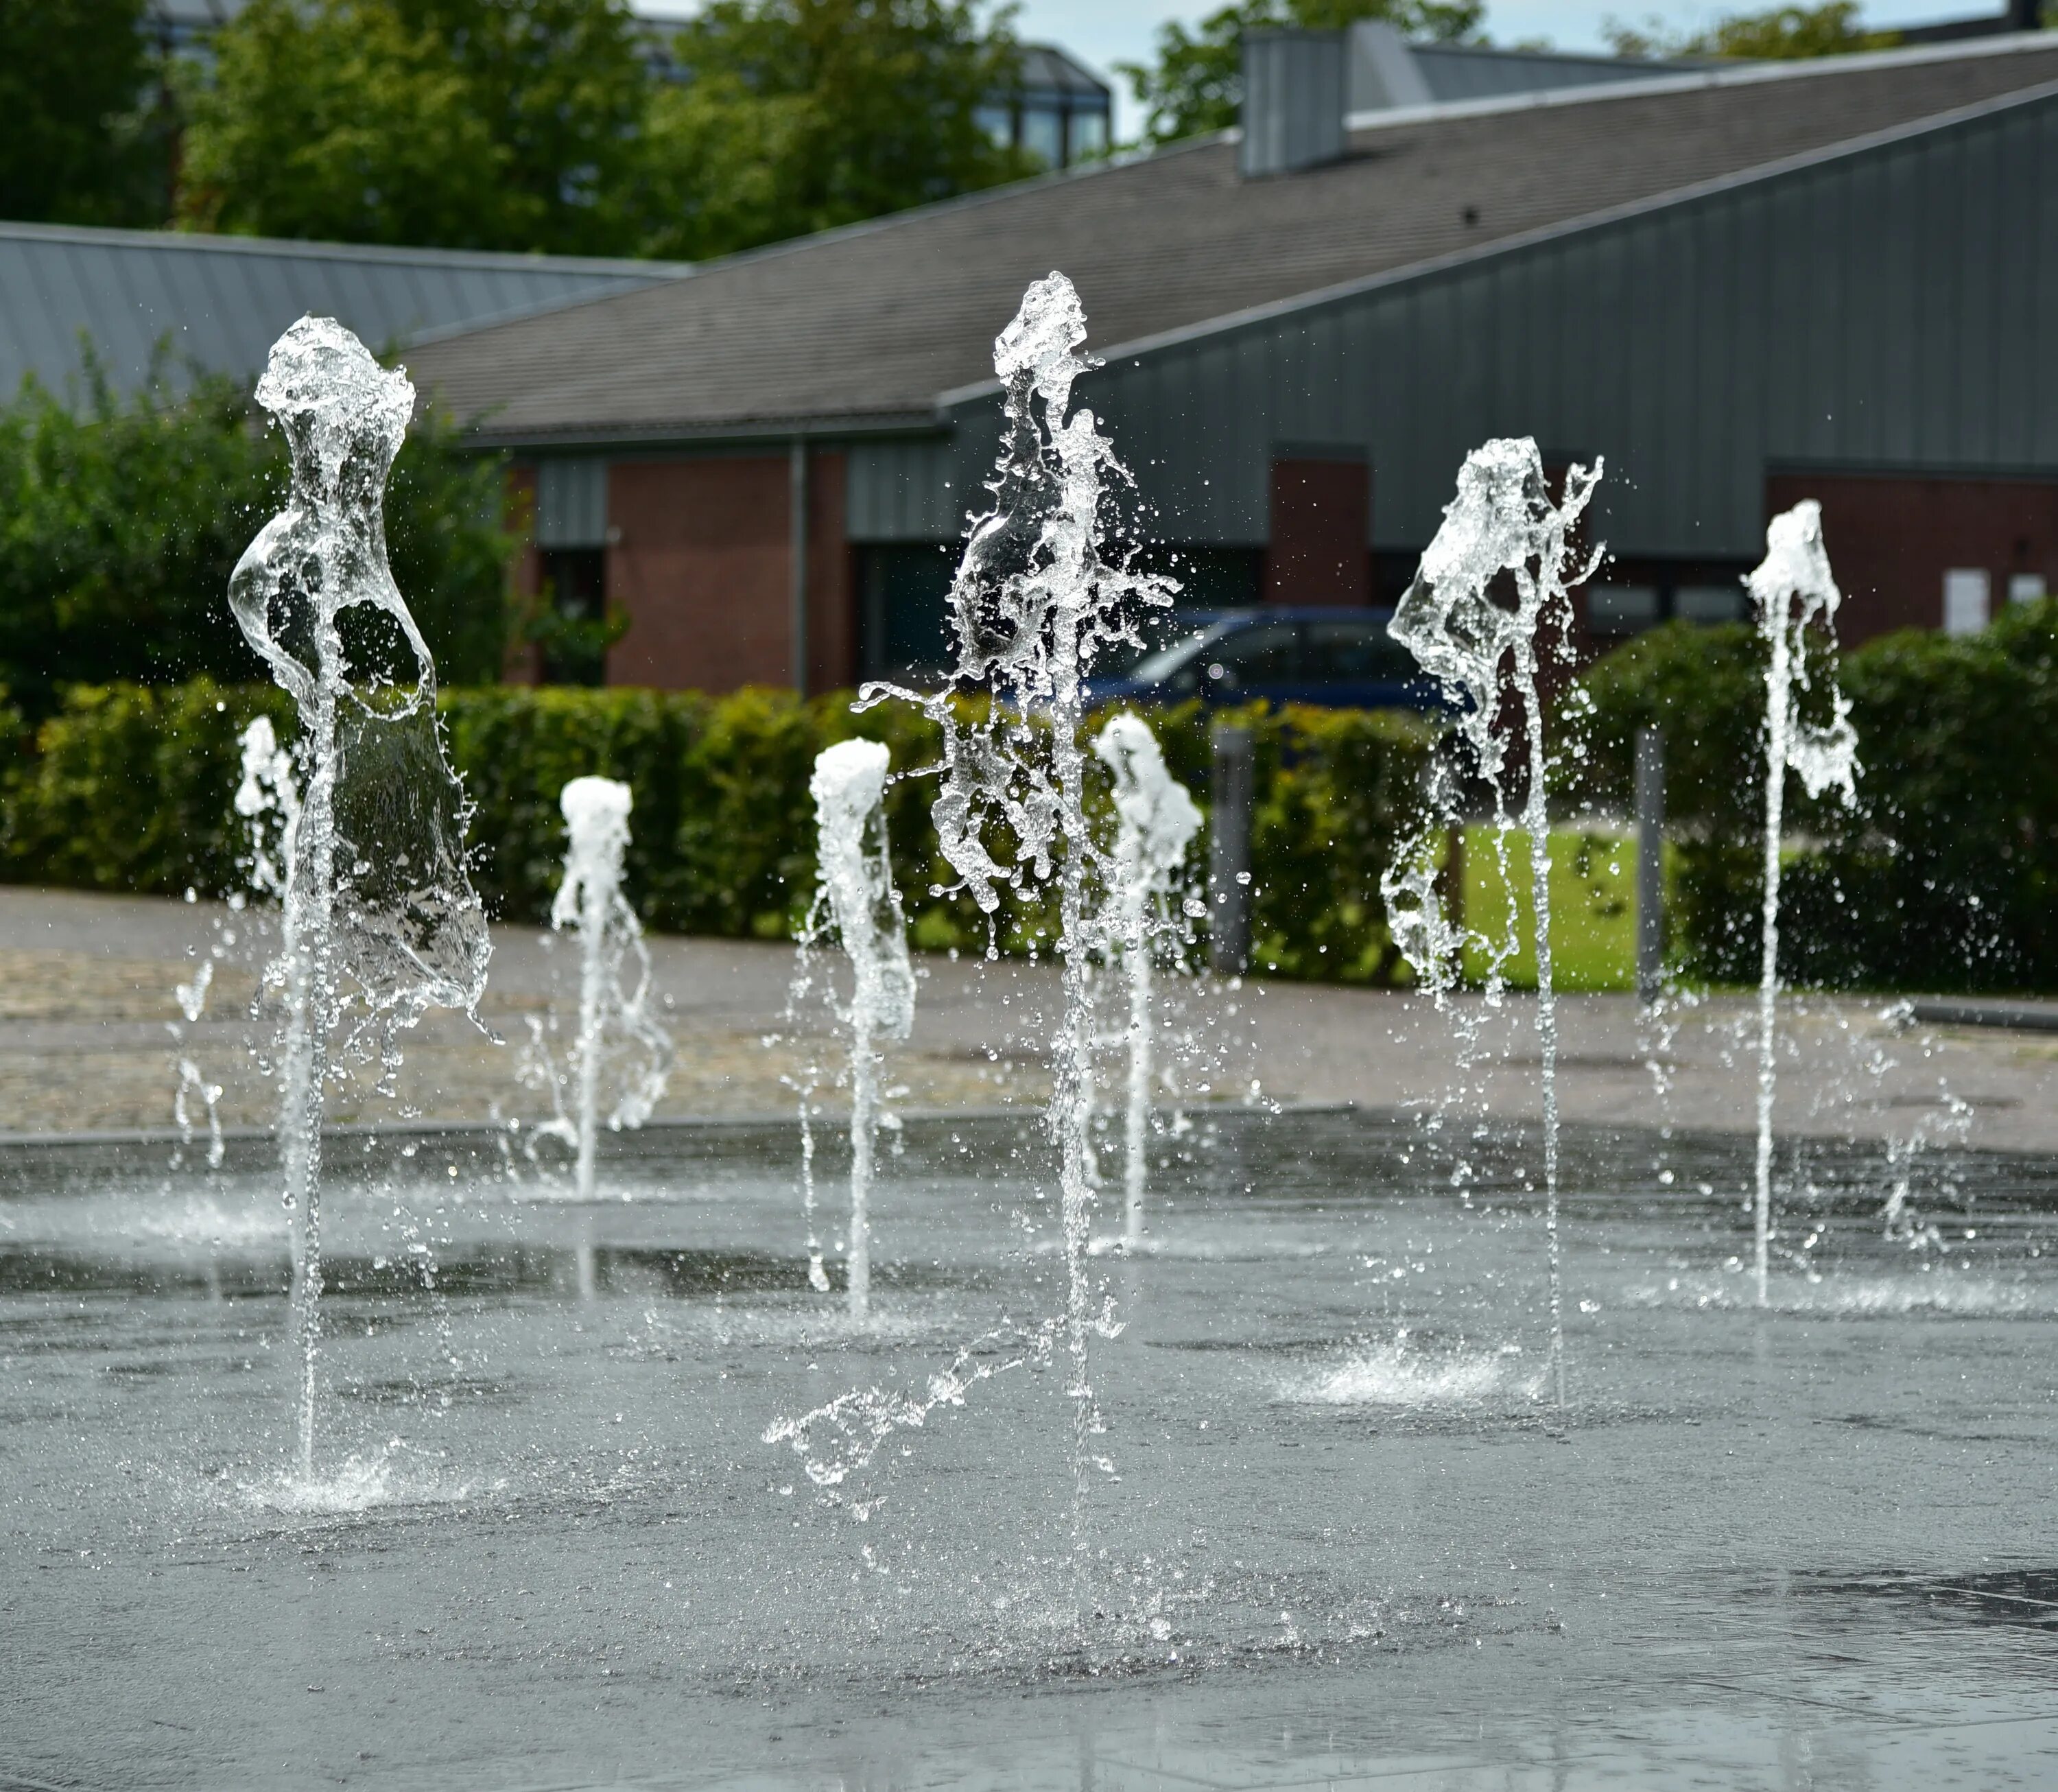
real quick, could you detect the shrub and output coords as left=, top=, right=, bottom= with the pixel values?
left=1572, top=600, right=2058, bottom=991
left=0, top=682, right=1439, bottom=986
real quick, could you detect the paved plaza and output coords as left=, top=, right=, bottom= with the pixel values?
left=0, top=885, right=2050, bottom=1153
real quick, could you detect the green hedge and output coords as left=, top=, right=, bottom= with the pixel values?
left=1573, top=597, right=2058, bottom=992
left=0, top=681, right=1437, bottom=986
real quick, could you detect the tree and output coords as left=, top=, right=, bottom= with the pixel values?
left=635, top=0, right=1032, bottom=262
left=176, top=0, right=648, bottom=254
left=0, top=0, right=172, bottom=226
left=0, top=353, right=515, bottom=711
left=1603, top=1, right=1896, bottom=60
left=1117, top=0, right=1484, bottom=147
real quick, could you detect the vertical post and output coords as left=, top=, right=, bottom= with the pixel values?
left=788, top=438, right=809, bottom=694
left=1635, top=724, right=1666, bottom=1004
left=1209, top=722, right=1254, bottom=976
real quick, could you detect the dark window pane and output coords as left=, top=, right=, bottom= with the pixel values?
left=858, top=545, right=955, bottom=680
left=1304, top=615, right=1415, bottom=682
left=539, top=547, right=607, bottom=686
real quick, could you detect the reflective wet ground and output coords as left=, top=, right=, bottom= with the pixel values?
left=7, top=1109, right=2058, bottom=1789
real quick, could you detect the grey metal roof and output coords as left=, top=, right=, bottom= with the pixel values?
left=405, top=36, right=2058, bottom=447
left=0, top=223, right=688, bottom=405
left=1409, top=43, right=1714, bottom=104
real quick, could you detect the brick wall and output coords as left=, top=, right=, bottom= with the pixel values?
left=1766, top=471, right=2058, bottom=645
left=1265, top=457, right=1370, bottom=606
left=604, top=452, right=850, bottom=693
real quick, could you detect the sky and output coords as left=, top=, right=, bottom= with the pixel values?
left=1014, top=0, right=1988, bottom=137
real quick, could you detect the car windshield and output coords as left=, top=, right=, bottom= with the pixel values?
left=1126, top=621, right=1235, bottom=683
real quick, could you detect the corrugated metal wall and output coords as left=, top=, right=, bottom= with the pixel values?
left=928, top=88, right=2058, bottom=561
left=845, top=437, right=964, bottom=542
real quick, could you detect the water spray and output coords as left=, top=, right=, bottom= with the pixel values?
left=545, top=776, right=673, bottom=1202
left=1382, top=437, right=1602, bottom=1413
left=1093, top=713, right=1201, bottom=1248
left=803, top=739, right=916, bottom=1319
left=1748, top=501, right=1859, bottom=1307
left=228, top=316, right=489, bottom=1483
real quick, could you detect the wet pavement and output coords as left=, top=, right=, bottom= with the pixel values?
left=5, top=1109, right=2058, bottom=1788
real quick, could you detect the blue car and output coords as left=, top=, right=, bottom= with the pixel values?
left=1085, top=607, right=1439, bottom=711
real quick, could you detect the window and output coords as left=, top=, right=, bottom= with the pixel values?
left=1304, top=615, right=1413, bottom=683
left=858, top=545, right=955, bottom=680
left=974, top=104, right=1013, bottom=150
left=2009, top=572, right=2048, bottom=605
left=1587, top=584, right=1660, bottom=633
left=1207, top=620, right=1299, bottom=689
left=1943, top=567, right=1991, bottom=637
left=1676, top=585, right=1745, bottom=624
left=1067, top=107, right=1108, bottom=163
left=536, top=549, right=607, bottom=685
left=1019, top=105, right=1064, bottom=167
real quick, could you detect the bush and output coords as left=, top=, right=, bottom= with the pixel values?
left=0, top=359, right=517, bottom=714
left=1572, top=600, right=2058, bottom=991
left=0, top=682, right=1439, bottom=985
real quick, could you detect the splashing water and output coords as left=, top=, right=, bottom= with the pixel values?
left=1093, top=714, right=1201, bottom=1247
left=1381, top=438, right=1602, bottom=1413
left=542, top=777, right=673, bottom=1201
left=860, top=272, right=1169, bottom=1601
left=227, top=316, right=490, bottom=1483
left=803, top=740, right=916, bottom=1319
left=1748, top=502, right=1859, bottom=1308
left=764, top=1319, right=1059, bottom=1489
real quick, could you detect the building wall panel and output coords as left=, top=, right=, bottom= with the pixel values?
left=908, top=86, right=2058, bottom=565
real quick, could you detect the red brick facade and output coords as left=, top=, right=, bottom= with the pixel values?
left=1766, top=471, right=2058, bottom=646
left=1265, top=457, right=1370, bottom=606
left=601, top=452, right=851, bottom=694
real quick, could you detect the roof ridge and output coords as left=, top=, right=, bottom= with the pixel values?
left=1343, top=27, right=2058, bottom=133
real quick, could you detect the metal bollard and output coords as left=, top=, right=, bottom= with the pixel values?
left=1209, top=722, right=1254, bottom=976
left=1635, top=724, right=1666, bottom=1004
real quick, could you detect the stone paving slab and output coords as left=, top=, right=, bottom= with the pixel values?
left=0, top=885, right=2052, bottom=1153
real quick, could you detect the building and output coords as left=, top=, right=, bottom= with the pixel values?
left=396, top=34, right=2056, bottom=689
left=0, top=222, right=687, bottom=405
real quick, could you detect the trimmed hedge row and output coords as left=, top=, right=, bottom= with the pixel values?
left=1573, top=596, right=2058, bottom=992
left=0, top=681, right=1438, bottom=986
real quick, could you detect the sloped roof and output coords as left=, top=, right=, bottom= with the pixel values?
left=406, top=36, right=2058, bottom=448
left=0, top=222, right=687, bottom=405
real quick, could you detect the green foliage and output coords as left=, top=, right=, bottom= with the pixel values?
left=174, top=0, right=1032, bottom=259
left=1602, top=1, right=1896, bottom=62
left=1116, top=0, right=1483, bottom=146
left=639, top=0, right=1034, bottom=261
left=0, top=0, right=172, bottom=227
left=1572, top=601, right=2058, bottom=992
left=0, top=359, right=518, bottom=713
left=177, top=0, right=650, bottom=254
left=0, top=684, right=1437, bottom=985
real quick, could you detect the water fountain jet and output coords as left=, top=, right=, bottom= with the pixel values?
left=1382, top=437, right=1602, bottom=1411
left=801, top=739, right=916, bottom=1319
left=227, top=316, right=490, bottom=1483
left=1093, top=713, right=1201, bottom=1248
left=1747, top=501, right=1858, bottom=1307
left=860, top=272, right=1173, bottom=1603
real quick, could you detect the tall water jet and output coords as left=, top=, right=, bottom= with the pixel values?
left=1747, top=502, right=1859, bottom=1307
left=861, top=272, right=1173, bottom=1599
left=228, top=316, right=490, bottom=1483
left=548, top=776, right=673, bottom=1201
left=1093, top=713, right=1201, bottom=1248
left=1381, top=438, right=1602, bottom=1411
left=803, top=739, right=916, bottom=1319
